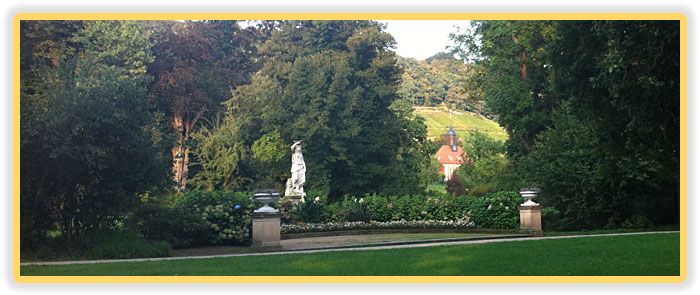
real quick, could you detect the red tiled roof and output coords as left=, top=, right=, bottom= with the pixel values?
left=434, top=145, right=466, bottom=164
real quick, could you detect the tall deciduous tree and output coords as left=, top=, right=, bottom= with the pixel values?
left=148, top=21, right=261, bottom=191
left=20, top=20, right=169, bottom=246
left=531, top=21, right=680, bottom=229
left=452, top=21, right=556, bottom=156
left=197, top=21, right=434, bottom=199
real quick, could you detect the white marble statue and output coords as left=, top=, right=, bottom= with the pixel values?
left=285, top=141, right=306, bottom=198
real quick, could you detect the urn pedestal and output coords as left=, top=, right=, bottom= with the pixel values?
left=519, top=189, right=543, bottom=237
left=519, top=205, right=543, bottom=237
left=251, top=212, right=283, bottom=251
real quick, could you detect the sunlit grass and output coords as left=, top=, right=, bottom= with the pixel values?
left=21, top=233, right=679, bottom=276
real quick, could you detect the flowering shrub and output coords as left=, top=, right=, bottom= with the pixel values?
left=281, top=219, right=476, bottom=234
left=136, top=190, right=523, bottom=248
left=287, top=191, right=522, bottom=230
left=342, top=196, right=371, bottom=222
left=133, top=190, right=255, bottom=248
left=293, top=191, right=326, bottom=223
left=468, top=191, right=522, bottom=229
left=176, top=190, right=255, bottom=246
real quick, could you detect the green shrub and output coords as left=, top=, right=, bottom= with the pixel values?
left=131, top=204, right=210, bottom=248
left=541, top=207, right=566, bottom=231
left=621, top=214, right=654, bottom=229
left=287, top=191, right=521, bottom=231
left=468, top=191, right=521, bottom=229
left=133, top=190, right=255, bottom=248
left=176, top=190, right=255, bottom=246
left=342, top=196, right=371, bottom=222
left=21, top=229, right=171, bottom=262
left=83, top=230, right=172, bottom=259
left=323, top=201, right=344, bottom=223
left=293, top=191, right=327, bottom=223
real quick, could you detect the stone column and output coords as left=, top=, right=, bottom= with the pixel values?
left=251, top=212, right=283, bottom=251
left=519, top=205, right=543, bottom=237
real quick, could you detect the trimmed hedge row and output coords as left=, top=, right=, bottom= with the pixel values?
left=295, top=191, right=523, bottom=230
left=133, top=190, right=523, bottom=248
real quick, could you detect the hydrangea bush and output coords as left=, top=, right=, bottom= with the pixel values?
left=133, top=190, right=255, bottom=248
left=176, top=190, right=255, bottom=245
left=135, top=190, right=523, bottom=248
left=295, top=191, right=522, bottom=230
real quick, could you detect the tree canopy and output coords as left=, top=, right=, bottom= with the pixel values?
left=452, top=20, right=680, bottom=229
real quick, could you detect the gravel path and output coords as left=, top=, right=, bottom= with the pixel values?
left=20, top=231, right=679, bottom=267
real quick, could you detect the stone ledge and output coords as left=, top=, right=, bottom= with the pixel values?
left=281, top=228, right=522, bottom=240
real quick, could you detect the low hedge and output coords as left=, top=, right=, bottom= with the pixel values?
left=294, top=191, right=522, bottom=230
left=133, top=190, right=523, bottom=248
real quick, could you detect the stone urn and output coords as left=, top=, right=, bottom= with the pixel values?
left=519, top=189, right=540, bottom=206
left=253, top=189, right=281, bottom=213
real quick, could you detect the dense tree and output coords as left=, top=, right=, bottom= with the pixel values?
left=454, top=130, right=517, bottom=196
left=530, top=21, right=681, bottom=229
left=20, top=21, right=170, bottom=246
left=147, top=20, right=262, bottom=191
left=195, top=21, right=434, bottom=199
left=396, top=55, right=487, bottom=116
left=452, top=21, right=556, bottom=156
left=452, top=20, right=680, bottom=229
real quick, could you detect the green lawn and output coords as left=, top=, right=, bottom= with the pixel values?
left=21, top=233, right=680, bottom=276
left=415, top=108, right=507, bottom=141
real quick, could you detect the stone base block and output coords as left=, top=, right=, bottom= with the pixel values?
left=252, top=212, right=282, bottom=251
left=519, top=205, right=543, bottom=236
left=287, top=195, right=303, bottom=206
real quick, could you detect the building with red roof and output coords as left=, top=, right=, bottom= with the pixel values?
left=433, top=121, right=466, bottom=181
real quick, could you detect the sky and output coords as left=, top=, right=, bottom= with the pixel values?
left=381, top=20, right=468, bottom=60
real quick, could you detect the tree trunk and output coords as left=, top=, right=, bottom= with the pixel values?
left=172, top=145, right=191, bottom=191
left=171, top=116, right=190, bottom=191
left=520, top=50, right=528, bottom=81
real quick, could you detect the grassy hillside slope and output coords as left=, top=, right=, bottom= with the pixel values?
left=414, top=107, right=507, bottom=142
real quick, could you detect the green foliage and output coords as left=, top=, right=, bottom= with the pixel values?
left=20, top=20, right=170, bottom=247
left=21, top=229, right=171, bottom=262
left=282, top=191, right=521, bottom=230
left=132, top=190, right=255, bottom=248
left=176, top=190, right=255, bottom=246
left=397, top=55, right=487, bottom=115
left=147, top=20, right=264, bottom=190
left=342, top=196, right=372, bottom=222
left=453, top=20, right=680, bottom=230
left=467, top=191, right=522, bottom=229
left=190, top=115, right=251, bottom=191
left=544, top=20, right=680, bottom=228
left=201, top=20, right=431, bottom=199
left=452, top=21, right=556, bottom=156
left=252, top=130, right=288, bottom=162
left=130, top=204, right=211, bottom=248
left=292, top=192, right=327, bottom=224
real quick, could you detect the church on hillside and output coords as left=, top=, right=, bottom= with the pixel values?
left=433, top=121, right=465, bottom=181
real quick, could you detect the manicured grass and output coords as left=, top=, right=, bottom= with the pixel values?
left=283, top=233, right=492, bottom=249
left=545, top=225, right=680, bottom=237
left=21, top=233, right=680, bottom=276
left=415, top=108, right=507, bottom=141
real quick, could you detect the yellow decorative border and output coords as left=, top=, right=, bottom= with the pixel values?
left=12, top=12, right=687, bottom=284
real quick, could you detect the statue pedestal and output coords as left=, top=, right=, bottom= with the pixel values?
left=285, top=194, right=304, bottom=206
left=519, top=205, right=543, bottom=237
left=251, top=212, right=283, bottom=251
